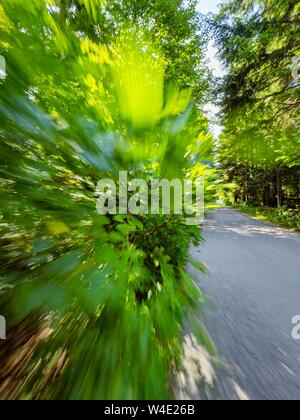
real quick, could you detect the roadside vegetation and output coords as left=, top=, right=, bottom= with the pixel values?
left=0, top=0, right=217, bottom=400
left=234, top=205, right=300, bottom=232
left=212, top=0, right=300, bottom=227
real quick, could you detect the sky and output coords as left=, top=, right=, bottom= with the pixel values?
left=196, top=0, right=222, bottom=15
left=196, top=0, right=224, bottom=138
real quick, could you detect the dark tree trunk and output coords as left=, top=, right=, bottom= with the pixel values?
left=276, top=168, right=283, bottom=208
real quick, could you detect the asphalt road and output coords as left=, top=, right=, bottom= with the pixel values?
left=189, top=208, right=300, bottom=400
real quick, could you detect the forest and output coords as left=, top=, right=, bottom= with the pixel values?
left=215, top=0, right=300, bottom=230
left=0, top=0, right=299, bottom=401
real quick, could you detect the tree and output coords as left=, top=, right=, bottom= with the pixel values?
left=55, top=0, right=210, bottom=104
left=212, top=0, right=300, bottom=208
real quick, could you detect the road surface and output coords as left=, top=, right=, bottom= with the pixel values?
left=188, top=208, right=300, bottom=400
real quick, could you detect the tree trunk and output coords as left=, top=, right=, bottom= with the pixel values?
left=276, top=168, right=283, bottom=208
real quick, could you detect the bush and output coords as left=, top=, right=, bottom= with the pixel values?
left=0, top=1, right=213, bottom=399
left=234, top=205, right=300, bottom=232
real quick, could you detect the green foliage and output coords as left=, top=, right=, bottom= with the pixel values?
left=212, top=0, right=300, bottom=210
left=234, top=204, right=300, bottom=232
left=55, top=0, right=210, bottom=104
left=0, top=0, right=213, bottom=400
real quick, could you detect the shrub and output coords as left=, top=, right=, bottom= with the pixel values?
left=0, top=1, right=213, bottom=399
left=234, top=205, right=300, bottom=231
